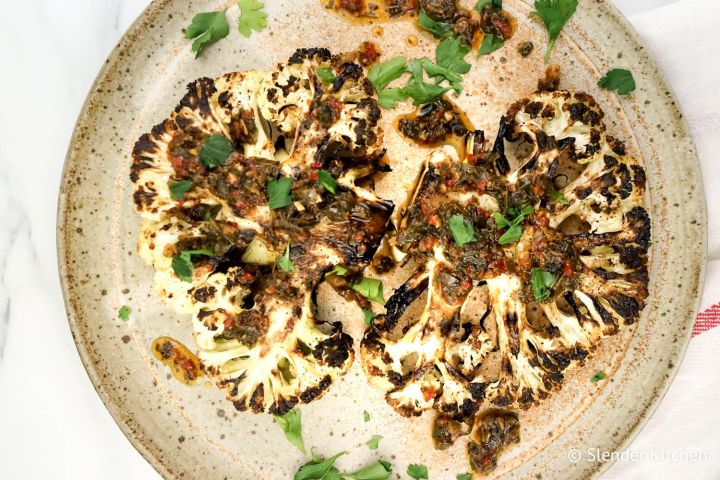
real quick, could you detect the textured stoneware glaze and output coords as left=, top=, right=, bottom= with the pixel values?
left=58, top=0, right=707, bottom=478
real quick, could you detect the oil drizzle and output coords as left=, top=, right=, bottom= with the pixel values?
left=152, top=337, right=203, bottom=385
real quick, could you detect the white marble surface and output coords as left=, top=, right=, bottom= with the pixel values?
left=0, top=0, right=702, bottom=479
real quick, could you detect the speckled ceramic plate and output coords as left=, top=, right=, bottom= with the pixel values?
left=58, top=0, right=706, bottom=478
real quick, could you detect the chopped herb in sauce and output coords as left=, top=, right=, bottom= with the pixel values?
left=172, top=249, right=215, bottom=282
left=363, top=309, right=375, bottom=326
left=278, top=244, right=295, bottom=272
left=317, top=169, right=338, bottom=194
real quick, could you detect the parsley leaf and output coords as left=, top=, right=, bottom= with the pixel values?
left=317, top=67, right=336, bottom=83
left=172, top=249, right=215, bottom=282
left=492, top=206, right=534, bottom=245
left=169, top=180, right=193, bottom=200
left=548, top=189, right=570, bottom=204
left=475, top=0, right=503, bottom=12
left=267, top=176, right=293, bottom=209
left=273, top=409, right=305, bottom=454
left=200, top=134, right=233, bottom=168
left=366, top=434, right=383, bottom=450
left=377, top=88, right=410, bottom=109
left=185, top=10, right=230, bottom=58
left=418, top=9, right=454, bottom=39
left=403, top=60, right=451, bottom=105
left=591, top=371, right=607, bottom=383
left=418, top=37, right=470, bottom=93
left=363, top=309, right=375, bottom=327
left=353, top=278, right=385, bottom=305
left=456, top=474, right=472, bottom=480
left=278, top=244, right=295, bottom=272
left=318, top=170, right=338, bottom=194
left=531, top=268, right=556, bottom=301
left=478, top=33, right=504, bottom=57
left=364, top=410, right=371, bottom=422
left=118, top=305, right=131, bottom=321
left=598, top=68, right=636, bottom=96
left=407, top=464, right=429, bottom=479
left=448, top=215, right=476, bottom=246
left=532, top=0, right=578, bottom=62
left=368, top=57, right=409, bottom=109
left=326, top=265, right=349, bottom=277
left=294, top=451, right=348, bottom=480
left=346, top=460, right=392, bottom=480
left=237, top=0, right=268, bottom=37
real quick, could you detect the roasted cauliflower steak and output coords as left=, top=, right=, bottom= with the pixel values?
left=131, top=48, right=393, bottom=414
left=361, top=91, right=650, bottom=416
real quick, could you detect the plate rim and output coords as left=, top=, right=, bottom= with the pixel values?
left=56, top=0, right=708, bottom=478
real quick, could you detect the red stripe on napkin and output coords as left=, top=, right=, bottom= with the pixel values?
left=693, top=303, right=720, bottom=337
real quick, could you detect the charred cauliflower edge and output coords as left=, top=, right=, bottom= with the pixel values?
left=361, top=90, right=650, bottom=418
left=130, top=48, right=393, bottom=414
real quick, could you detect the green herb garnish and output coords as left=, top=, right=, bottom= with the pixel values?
left=278, top=244, right=295, bottom=272
left=448, top=214, right=476, bottom=246
left=118, top=305, right=131, bottom=321
left=294, top=451, right=347, bottom=480
left=422, top=37, right=471, bottom=93
left=184, top=10, right=230, bottom=58
left=548, top=189, right=570, bottom=204
left=456, top=474, right=472, bottom=480
left=364, top=410, right=371, bottom=422
left=316, top=67, right=336, bottom=83
left=363, top=309, right=375, bottom=327
left=237, top=0, right=268, bottom=37
left=172, top=249, right=215, bottom=282
left=266, top=176, right=293, bottom=209
left=418, top=9, right=454, bottom=39
left=407, top=464, right=429, bottom=480
left=199, top=134, right=233, bottom=168
left=366, top=434, right=383, bottom=450
left=169, top=180, right=193, bottom=200
left=475, top=0, right=503, bottom=12
left=403, top=60, right=451, bottom=105
left=477, top=33, right=504, bottom=57
left=531, top=268, right=556, bottom=301
left=273, top=409, right=305, bottom=454
left=368, top=57, right=410, bottom=109
left=598, top=68, right=636, bottom=96
left=353, top=278, right=385, bottom=305
left=591, top=371, right=607, bottom=383
left=531, top=0, right=578, bottom=62
left=318, top=170, right=338, bottom=194
left=492, top=205, right=534, bottom=245
left=326, top=265, right=349, bottom=277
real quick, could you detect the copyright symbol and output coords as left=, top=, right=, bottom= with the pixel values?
left=568, top=449, right=582, bottom=463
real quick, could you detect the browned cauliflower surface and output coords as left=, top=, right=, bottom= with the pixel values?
left=361, top=90, right=650, bottom=417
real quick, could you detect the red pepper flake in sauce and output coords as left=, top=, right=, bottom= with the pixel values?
left=151, top=337, right=202, bottom=385
left=358, top=41, right=381, bottom=66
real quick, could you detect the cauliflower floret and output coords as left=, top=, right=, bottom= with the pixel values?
left=130, top=48, right=393, bottom=413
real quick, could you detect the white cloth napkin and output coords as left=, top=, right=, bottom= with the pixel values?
left=604, top=1, right=720, bottom=478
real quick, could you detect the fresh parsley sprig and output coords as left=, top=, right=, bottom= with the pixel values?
left=294, top=452, right=392, bottom=480
left=478, top=33, right=505, bottom=57
left=200, top=134, right=234, bottom=168
left=278, top=244, right=295, bottom=272
left=407, top=464, right=429, bottom=480
left=531, top=267, right=556, bottom=301
left=237, top=0, right=268, bottom=37
left=368, top=57, right=410, bottom=109
left=274, top=409, right=305, bottom=454
left=353, top=278, right=385, bottom=305
left=172, top=249, right=215, bottom=282
left=531, top=0, right=578, bottom=62
left=598, top=68, right=636, bottom=96
left=417, top=9, right=454, bottom=39
left=267, top=176, right=294, bottom=209
left=169, top=180, right=193, bottom=200
left=492, top=205, right=534, bottom=245
left=449, top=214, right=476, bottom=246
left=185, top=10, right=230, bottom=58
